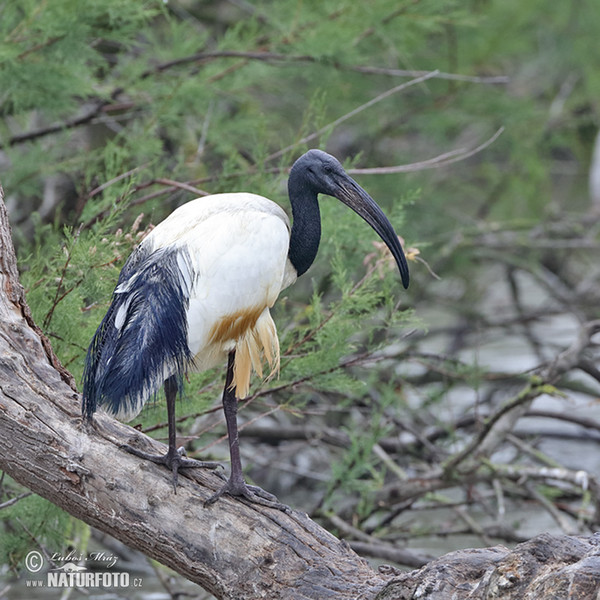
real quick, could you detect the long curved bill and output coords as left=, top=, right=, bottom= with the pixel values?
left=334, top=176, right=410, bottom=289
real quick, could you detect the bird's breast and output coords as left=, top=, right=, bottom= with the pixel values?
left=149, top=195, right=291, bottom=365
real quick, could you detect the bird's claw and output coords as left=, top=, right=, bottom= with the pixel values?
left=173, top=446, right=223, bottom=470
left=204, top=477, right=290, bottom=511
left=120, top=443, right=222, bottom=492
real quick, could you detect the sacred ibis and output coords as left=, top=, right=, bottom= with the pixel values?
left=82, top=149, right=409, bottom=508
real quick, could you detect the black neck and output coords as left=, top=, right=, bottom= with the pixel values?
left=287, top=178, right=321, bottom=277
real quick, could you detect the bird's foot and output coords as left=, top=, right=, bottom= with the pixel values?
left=121, top=444, right=222, bottom=492
left=204, top=475, right=289, bottom=511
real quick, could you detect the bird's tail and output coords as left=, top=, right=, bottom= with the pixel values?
left=232, top=308, right=280, bottom=398
left=82, top=247, right=192, bottom=421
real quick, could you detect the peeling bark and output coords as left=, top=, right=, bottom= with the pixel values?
left=378, top=533, right=600, bottom=599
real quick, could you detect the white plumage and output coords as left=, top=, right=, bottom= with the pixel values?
left=152, top=193, right=296, bottom=391
left=83, top=149, right=409, bottom=506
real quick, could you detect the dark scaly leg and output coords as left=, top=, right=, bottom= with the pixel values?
left=122, top=375, right=221, bottom=492
left=205, top=351, right=288, bottom=510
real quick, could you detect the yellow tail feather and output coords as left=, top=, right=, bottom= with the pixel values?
left=232, top=308, right=280, bottom=398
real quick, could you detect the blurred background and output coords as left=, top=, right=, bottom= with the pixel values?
left=1, top=0, right=599, bottom=598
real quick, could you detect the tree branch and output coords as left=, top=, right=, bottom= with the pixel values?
left=2, top=100, right=111, bottom=149
left=0, top=184, right=384, bottom=599
left=2, top=49, right=507, bottom=151
left=378, top=533, right=600, bottom=600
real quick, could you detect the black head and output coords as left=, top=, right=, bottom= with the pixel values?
left=289, top=149, right=409, bottom=288
left=289, top=149, right=349, bottom=196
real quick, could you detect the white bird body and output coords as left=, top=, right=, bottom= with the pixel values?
left=83, top=149, right=409, bottom=505
left=110, top=193, right=297, bottom=419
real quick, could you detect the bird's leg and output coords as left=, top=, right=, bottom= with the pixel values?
left=205, top=351, right=288, bottom=510
left=122, top=375, right=221, bottom=493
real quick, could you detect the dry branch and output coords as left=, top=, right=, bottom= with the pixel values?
left=378, top=533, right=600, bottom=600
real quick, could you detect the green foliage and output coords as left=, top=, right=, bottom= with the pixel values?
left=0, top=1, right=158, bottom=116
left=0, top=483, right=73, bottom=571
left=1, top=0, right=599, bottom=578
left=321, top=393, right=392, bottom=518
left=20, top=180, right=142, bottom=379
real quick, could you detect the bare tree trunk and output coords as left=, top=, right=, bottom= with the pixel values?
left=1, top=183, right=599, bottom=600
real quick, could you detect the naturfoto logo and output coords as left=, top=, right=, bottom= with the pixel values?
left=23, top=550, right=143, bottom=591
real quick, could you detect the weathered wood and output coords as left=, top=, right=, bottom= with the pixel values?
left=377, top=533, right=600, bottom=599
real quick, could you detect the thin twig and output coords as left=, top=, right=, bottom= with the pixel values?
left=351, top=127, right=505, bottom=174
left=0, top=491, right=32, bottom=510
left=266, top=70, right=440, bottom=161
left=349, top=64, right=509, bottom=84
left=525, top=481, right=580, bottom=535
left=85, top=165, right=148, bottom=200
left=2, top=99, right=116, bottom=149
left=143, top=49, right=508, bottom=86
left=43, top=225, right=83, bottom=329
left=154, top=178, right=210, bottom=197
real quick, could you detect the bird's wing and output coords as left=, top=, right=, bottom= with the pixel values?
left=145, top=193, right=290, bottom=248
left=82, top=245, right=194, bottom=420
left=169, top=196, right=294, bottom=396
left=82, top=193, right=293, bottom=419
left=143, top=193, right=292, bottom=330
